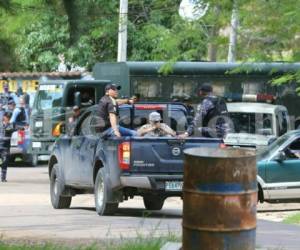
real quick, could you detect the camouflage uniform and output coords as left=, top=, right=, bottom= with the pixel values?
left=0, top=122, right=14, bottom=182
left=187, top=95, right=227, bottom=138
left=138, top=123, right=175, bottom=137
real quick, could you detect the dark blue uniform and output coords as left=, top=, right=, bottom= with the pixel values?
left=0, top=122, right=14, bottom=182
left=187, top=95, right=227, bottom=138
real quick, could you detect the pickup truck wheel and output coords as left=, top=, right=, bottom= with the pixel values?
left=50, top=164, right=72, bottom=209
left=94, top=170, right=118, bottom=216
left=143, top=195, right=165, bottom=210
left=31, top=154, right=38, bottom=167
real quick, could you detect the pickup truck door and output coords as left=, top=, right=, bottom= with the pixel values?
left=68, top=135, right=83, bottom=184
left=65, top=113, right=91, bottom=185
left=71, top=113, right=97, bottom=186
left=266, top=137, right=300, bottom=199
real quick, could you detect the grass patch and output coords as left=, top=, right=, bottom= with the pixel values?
left=0, top=234, right=181, bottom=250
left=283, top=213, right=300, bottom=224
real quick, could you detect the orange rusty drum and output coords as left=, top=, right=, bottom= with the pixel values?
left=182, top=147, right=257, bottom=250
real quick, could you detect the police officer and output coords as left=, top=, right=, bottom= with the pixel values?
left=0, top=112, right=14, bottom=182
left=10, top=96, right=29, bottom=128
left=98, top=83, right=136, bottom=137
left=181, top=84, right=227, bottom=138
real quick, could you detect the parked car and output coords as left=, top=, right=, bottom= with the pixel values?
left=224, top=102, right=290, bottom=151
left=257, top=130, right=300, bottom=203
left=48, top=103, right=222, bottom=216
left=10, top=127, right=38, bottom=166
left=9, top=92, right=38, bottom=166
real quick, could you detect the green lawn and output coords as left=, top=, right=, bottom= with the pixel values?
left=283, top=213, right=300, bottom=225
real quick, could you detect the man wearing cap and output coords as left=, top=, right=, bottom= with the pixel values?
left=98, top=83, right=136, bottom=137
left=181, top=84, right=227, bottom=138
left=137, top=112, right=176, bottom=137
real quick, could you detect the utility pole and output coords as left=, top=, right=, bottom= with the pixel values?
left=228, top=0, right=238, bottom=62
left=117, top=0, right=128, bottom=62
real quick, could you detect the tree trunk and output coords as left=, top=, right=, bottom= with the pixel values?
left=228, top=1, right=238, bottom=62
left=207, top=6, right=220, bottom=62
left=63, top=0, right=80, bottom=45
left=207, top=26, right=218, bottom=62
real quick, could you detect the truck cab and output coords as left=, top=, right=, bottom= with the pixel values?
left=224, top=102, right=290, bottom=150
left=30, top=79, right=110, bottom=161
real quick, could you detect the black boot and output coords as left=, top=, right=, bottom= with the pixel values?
left=1, top=169, right=7, bottom=182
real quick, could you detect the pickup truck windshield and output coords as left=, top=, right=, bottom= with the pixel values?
left=258, top=133, right=290, bottom=160
left=229, top=112, right=273, bottom=135
left=36, top=85, right=63, bottom=110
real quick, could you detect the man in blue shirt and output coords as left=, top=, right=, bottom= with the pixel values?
left=10, top=97, right=29, bottom=128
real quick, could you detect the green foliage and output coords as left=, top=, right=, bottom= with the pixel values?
left=16, top=11, right=69, bottom=71
left=0, top=0, right=300, bottom=72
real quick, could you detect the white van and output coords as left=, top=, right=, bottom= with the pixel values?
left=224, top=102, right=290, bottom=150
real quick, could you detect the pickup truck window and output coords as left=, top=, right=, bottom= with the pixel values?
left=229, top=112, right=273, bottom=135
left=66, top=86, right=96, bottom=107
left=119, top=108, right=131, bottom=128
left=259, top=133, right=290, bottom=160
left=277, top=111, right=288, bottom=136
left=83, top=104, right=189, bottom=135
left=168, top=109, right=188, bottom=132
left=36, top=85, right=63, bottom=110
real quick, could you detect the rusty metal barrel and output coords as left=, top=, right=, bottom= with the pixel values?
left=182, top=147, right=257, bottom=250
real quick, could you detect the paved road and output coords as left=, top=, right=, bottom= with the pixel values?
left=1, top=166, right=300, bottom=249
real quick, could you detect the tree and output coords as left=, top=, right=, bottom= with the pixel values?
left=1, top=0, right=300, bottom=72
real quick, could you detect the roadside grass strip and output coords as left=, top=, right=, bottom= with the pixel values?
left=0, top=233, right=180, bottom=250
left=283, top=212, right=300, bottom=224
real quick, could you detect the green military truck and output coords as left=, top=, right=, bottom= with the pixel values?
left=30, top=79, right=110, bottom=162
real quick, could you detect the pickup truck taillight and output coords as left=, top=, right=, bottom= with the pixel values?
left=219, top=143, right=227, bottom=149
left=118, top=142, right=130, bottom=170
left=17, top=129, right=25, bottom=145
left=52, top=122, right=62, bottom=137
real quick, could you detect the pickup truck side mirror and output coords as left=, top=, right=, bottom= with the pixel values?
left=74, top=91, right=81, bottom=107
left=274, top=150, right=286, bottom=162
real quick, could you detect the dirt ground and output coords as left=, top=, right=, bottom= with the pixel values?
left=257, top=202, right=300, bottom=222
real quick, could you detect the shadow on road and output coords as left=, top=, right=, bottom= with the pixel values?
left=69, top=206, right=182, bottom=219
left=258, top=208, right=300, bottom=213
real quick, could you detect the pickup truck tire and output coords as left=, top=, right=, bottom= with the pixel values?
left=94, top=170, right=118, bottom=216
left=50, top=164, right=72, bottom=209
left=143, top=195, right=165, bottom=210
left=31, top=154, right=39, bottom=167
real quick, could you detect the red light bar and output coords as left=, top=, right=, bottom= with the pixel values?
left=257, top=94, right=276, bottom=103
left=135, top=104, right=167, bottom=110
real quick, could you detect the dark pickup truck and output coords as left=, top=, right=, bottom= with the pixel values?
left=48, top=103, right=222, bottom=215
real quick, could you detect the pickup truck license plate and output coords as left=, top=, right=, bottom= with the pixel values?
left=165, top=181, right=183, bottom=191
left=32, top=142, right=42, bottom=148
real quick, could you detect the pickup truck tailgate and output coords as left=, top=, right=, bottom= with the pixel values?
left=129, top=137, right=222, bottom=174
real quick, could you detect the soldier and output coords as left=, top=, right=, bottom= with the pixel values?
left=0, top=112, right=14, bottom=182
left=180, top=84, right=228, bottom=138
